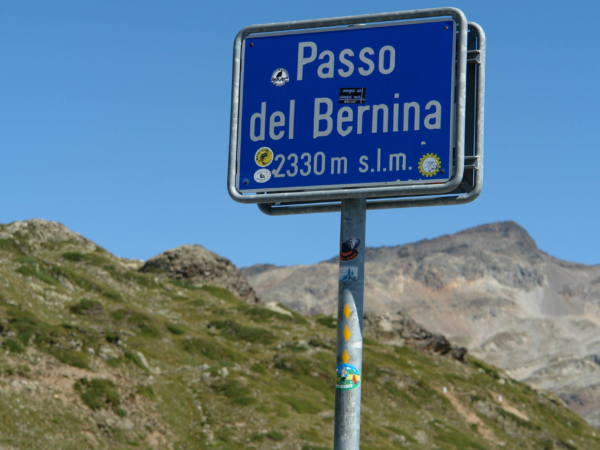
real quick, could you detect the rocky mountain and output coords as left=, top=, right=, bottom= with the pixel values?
left=243, top=221, right=600, bottom=429
left=1, top=218, right=599, bottom=449
left=141, top=244, right=260, bottom=304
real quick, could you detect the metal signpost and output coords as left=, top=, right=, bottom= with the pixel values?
left=228, top=8, right=485, bottom=449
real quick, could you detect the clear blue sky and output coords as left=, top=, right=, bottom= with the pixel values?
left=2, top=1, right=599, bottom=268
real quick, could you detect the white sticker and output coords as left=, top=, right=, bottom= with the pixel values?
left=271, top=68, right=289, bottom=86
left=254, top=169, right=272, bottom=183
left=418, top=153, right=441, bottom=177
left=339, top=266, right=358, bottom=282
left=422, top=157, right=438, bottom=173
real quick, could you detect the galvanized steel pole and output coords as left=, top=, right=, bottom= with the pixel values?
left=334, top=198, right=366, bottom=450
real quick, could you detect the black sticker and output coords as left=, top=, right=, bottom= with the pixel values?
left=339, top=88, right=367, bottom=104
left=340, top=237, right=360, bottom=261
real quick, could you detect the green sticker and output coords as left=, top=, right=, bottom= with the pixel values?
left=336, top=364, right=361, bottom=390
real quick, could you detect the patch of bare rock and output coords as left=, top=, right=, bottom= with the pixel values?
left=0, top=219, right=95, bottom=251
left=142, top=245, right=259, bottom=304
left=363, top=311, right=467, bottom=361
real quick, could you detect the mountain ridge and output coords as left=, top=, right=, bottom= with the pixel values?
left=243, top=220, right=600, bottom=429
left=246, top=221, right=598, bottom=272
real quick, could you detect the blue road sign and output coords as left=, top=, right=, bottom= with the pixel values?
left=235, top=18, right=457, bottom=193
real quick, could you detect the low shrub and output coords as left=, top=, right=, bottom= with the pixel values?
left=137, top=384, right=154, bottom=398
left=316, top=316, right=337, bottom=329
left=8, top=315, right=49, bottom=345
left=16, top=264, right=60, bottom=286
left=51, top=349, right=89, bottom=369
left=0, top=238, right=23, bottom=253
left=266, top=431, right=286, bottom=441
left=182, top=337, right=245, bottom=363
left=62, top=252, right=85, bottom=262
left=4, top=308, right=99, bottom=369
left=250, top=363, right=267, bottom=375
left=52, top=266, right=123, bottom=302
left=3, top=338, right=24, bottom=353
left=166, top=323, right=185, bottom=335
left=230, top=397, right=257, bottom=406
left=214, top=379, right=246, bottom=398
left=70, top=299, right=104, bottom=316
left=201, top=285, right=240, bottom=303
left=111, top=309, right=160, bottom=338
left=243, top=307, right=292, bottom=323
left=75, top=378, right=121, bottom=413
left=209, top=320, right=275, bottom=345
left=278, top=396, right=322, bottom=414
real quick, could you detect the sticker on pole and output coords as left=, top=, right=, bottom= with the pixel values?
left=340, top=237, right=360, bottom=261
left=336, top=364, right=361, bottom=390
left=339, top=266, right=358, bottom=282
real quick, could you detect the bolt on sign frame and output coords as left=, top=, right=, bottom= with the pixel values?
left=228, top=8, right=485, bottom=450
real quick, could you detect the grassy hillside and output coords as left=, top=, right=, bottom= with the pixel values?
left=0, top=220, right=598, bottom=449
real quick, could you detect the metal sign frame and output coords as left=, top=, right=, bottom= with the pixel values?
left=235, top=17, right=458, bottom=195
left=228, top=7, right=470, bottom=205
left=258, top=21, right=486, bottom=215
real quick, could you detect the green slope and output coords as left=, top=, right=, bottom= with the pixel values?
left=0, top=220, right=598, bottom=450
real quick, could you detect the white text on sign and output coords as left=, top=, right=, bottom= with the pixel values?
left=249, top=98, right=441, bottom=142
left=297, top=42, right=396, bottom=80
left=269, top=148, right=409, bottom=177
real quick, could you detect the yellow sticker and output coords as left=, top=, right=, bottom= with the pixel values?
left=255, top=147, right=274, bottom=167
left=418, top=153, right=441, bottom=177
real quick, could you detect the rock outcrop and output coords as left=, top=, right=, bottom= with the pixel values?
left=0, top=219, right=95, bottom=251
left=142, top=245, right=259, bottom=304
left=363, top=311, right=467, bottom=361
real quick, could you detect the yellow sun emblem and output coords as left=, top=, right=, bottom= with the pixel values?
left=418, top=153, right=441, bottom=177
left=255, top=147, right=274, bottom=167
